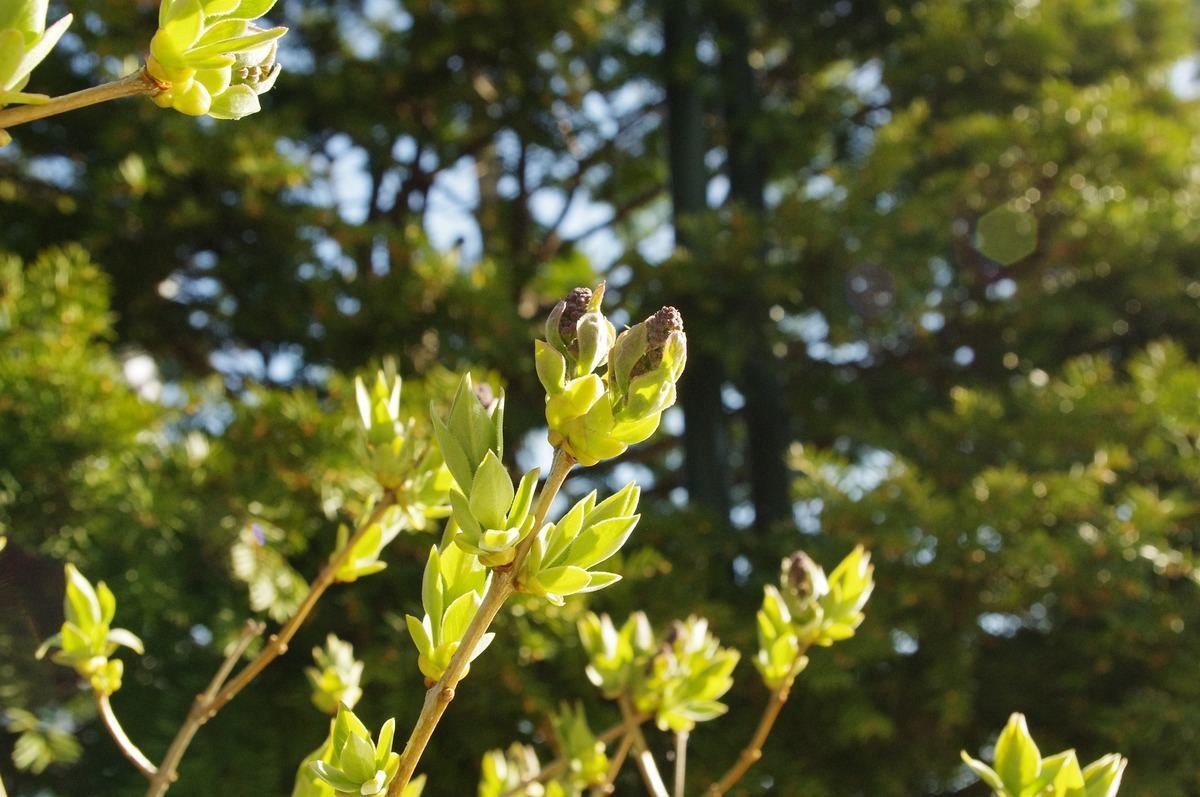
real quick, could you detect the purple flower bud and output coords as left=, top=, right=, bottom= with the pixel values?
left=631, top=306, right=685, bottom=378
left=646, top=306, right=683, bottom=351
left=473, top=381, right=496, bottom=410
left=558, top=287, right=593, bottom=344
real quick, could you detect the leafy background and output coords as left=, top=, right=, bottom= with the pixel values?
left=4, top=0, right=1200, bottom=794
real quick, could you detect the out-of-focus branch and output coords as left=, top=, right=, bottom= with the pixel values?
left=95, top=693, right=157, bottom=779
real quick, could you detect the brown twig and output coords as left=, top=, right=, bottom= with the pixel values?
left=704, top=652, right=809, bottom=796
left=388, top=451, right=575, bottom=795
left=619, top=695, right=668, bottom=797
left=95, top=693, right=157, bottom=779
left=145, top=492, right=396, bottom=797
left=589, top=728, right=636, bottom=797
left=143, top=619, right=264, bottom=797
left=0, top=69, right=160, bottom=130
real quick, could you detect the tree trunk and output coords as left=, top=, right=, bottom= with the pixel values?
left=717, top=2, right=791, bottom=528
left=663, top=0, right=731, bottom=519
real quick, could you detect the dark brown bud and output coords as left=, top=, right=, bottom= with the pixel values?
left=558, top=287, right=593, bottom=342
left=630, top=306, right=684, bottom=378
left=646, top=306, right=683, bottom=351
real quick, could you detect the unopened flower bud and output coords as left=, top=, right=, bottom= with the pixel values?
left=647, top=306, right=683, bottom=351
left=632, top=306, right=685, bottom=377
left=781, top=551, right=827, bottom=601
left=473, top=381, right=496, bottom=410
left=665, top=620, right=687, bottom=645
left=559, top=287, right=593, bottom=344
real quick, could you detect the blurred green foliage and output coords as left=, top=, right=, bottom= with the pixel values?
left=5, top=0, right=1200, bottom=795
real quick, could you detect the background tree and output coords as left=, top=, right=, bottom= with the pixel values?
left=4, top=0, right=1200, bottom=794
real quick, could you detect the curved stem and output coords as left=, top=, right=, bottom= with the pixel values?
left=618, top=695, right=668, bottom=797
left=672, top=730, right=688, bottom=797
left=388, top=451, right=575, bottom=795
left=145, top=493, right=396, bottom=797
left=704, top=650, right=809, bottom=796
left=96, top=693, right=157, bottom=779
left=0, top=69, right=160, bottom=130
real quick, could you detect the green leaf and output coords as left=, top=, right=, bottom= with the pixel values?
left=196, top=17, right=249, bottom=44
left=420, top=548, right=444, bottom=634
left=544, top=494, right=589, bottom=566
left=585, top=483, right=640, bottom=526
left=96, top=582, right=116, bottom=625
left=579, top=571, right=621, bottom=592
left=995, top=714, right=1041, bottom=795
left=64, top=564, right=101, bottom=629
left=202, top=0, right=241, bottom=15
left=535, top=340, right=567, bottom=395
left=405, top=615, right=433, bottom=659
left=0, top=29, right=26, bottom=91
left=375, top=719, right=396, bottom=767
left=961, top=752, right=1007, bottom=793
left=536, top=565, right=591, bottom=595
left=309, top=760, right=359, bottom=792
left=565, top=515, right=638, bottom=570
left=33, top=632, right=61, bottom=660
left=341, top=731, right=377, bottom=783
left=1082, top=754, right=1127, bottom=797
left=227, top=0, right=278, bottom=20
left=333, top=704, right=369, bottom=759
left=469, top=451, right=514, bottom=531
left=0, top=0, right=48, bottom=34
left=159, top=0, right=205, bottom=54
left=507, top=467, right=540, bottom=528
left=1031, top=750, right=1083, bottom=795
left=106, top=628, right=144, bottom=655
left=448, top=489, right=481, bottom=539
left=183, top=25, right=286, bottom=62
left=432, top=412, right=474, bottom=492
left=440, top=592, right=478, bottom=644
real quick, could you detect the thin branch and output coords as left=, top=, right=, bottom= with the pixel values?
left=144, top=619, right=264, bottom=797
left=619, top=695, right=668, bottom=797
left=201, top=619, right=266, bottom=704
left=96, top=693, right=157, bottom=779
left=704, top=651, right=810, bottom=796
left=589, top=729, right=635, bottom=797
left=672, top=731, right=688, bottom=797
left=0, top=767, right=7, bottom=797
left=388, top=451, right=576, bottom=795
left=0, top=69, right=161, bottom=130
left=503, top=719, right=638, bottom=797
left=145, top=493, right=396, bottom=797
left=562, top=185, right=662, bottom=245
